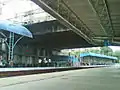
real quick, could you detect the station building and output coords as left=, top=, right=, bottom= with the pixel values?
left=80, top=53, right=118, bottom=65
left=0, top=39, right=60, bottom=67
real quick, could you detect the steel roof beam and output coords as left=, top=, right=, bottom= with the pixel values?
left=93, top=36, right=120, bottom=40
left=88, top=0, right=114, bottom=40
left=31, top=0, right=95, bottom=44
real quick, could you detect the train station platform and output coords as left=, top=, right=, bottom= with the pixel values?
left=0, top=65, right=107, bottom=78
left=0, top=66, right=119, bottom=90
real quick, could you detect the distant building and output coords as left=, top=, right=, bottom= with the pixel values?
left=80, top=53, right=118, bottom=65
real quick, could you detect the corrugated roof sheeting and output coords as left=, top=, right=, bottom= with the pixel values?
left=80, top=53, right=118, bottom=60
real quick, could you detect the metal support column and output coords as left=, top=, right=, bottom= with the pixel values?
left=0, top=31, right=24, bottom=66
left=8, top=32, right=14, bottom=61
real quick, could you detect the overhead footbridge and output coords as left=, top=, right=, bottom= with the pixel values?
left=21, top=20, right=94, bottom=49
left=31, top=0, right=120, bottom=46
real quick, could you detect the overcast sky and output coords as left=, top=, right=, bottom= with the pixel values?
left=0, top=0, right=42, bottom=19
left=109, top=46, right=120, bottom=52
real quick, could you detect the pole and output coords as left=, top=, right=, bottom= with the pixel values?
left=8, top=32, right=14, bottom=67
left=0, top=31, right=24, bottom=67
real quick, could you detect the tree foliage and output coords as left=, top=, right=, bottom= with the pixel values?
left=69, top=46, right=114, bottom=56
left=100, top=46, right=113, bottom=56
left=113, top=50, right=120, bottom=59
left=66, top=46, right=120, bottom=60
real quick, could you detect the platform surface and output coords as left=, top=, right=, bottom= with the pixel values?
left=0, top=66, right=120, bottom=90
left=0, top=65, right=107, bottom=72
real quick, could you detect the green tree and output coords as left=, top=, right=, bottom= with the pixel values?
left=69, top=47, right=114, bottom=57
left=113, top=50, right=120, bottom=59
left=89, top=48, right=100, bottom=54
left=100, top=46, right=113, bottom=56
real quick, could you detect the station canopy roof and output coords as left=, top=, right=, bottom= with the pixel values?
left=80, top=53, right=118, bottom=60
